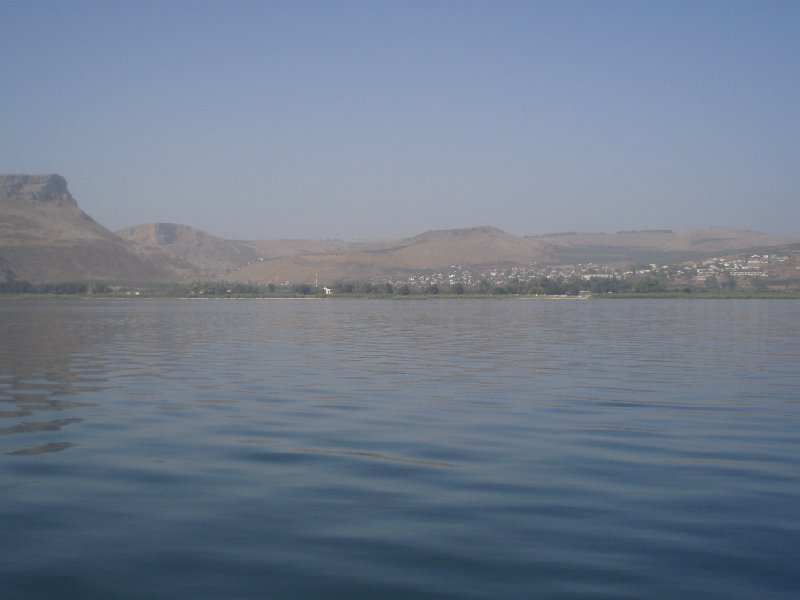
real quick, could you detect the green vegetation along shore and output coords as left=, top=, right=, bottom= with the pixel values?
left=2, top=279, right=799, bottom=300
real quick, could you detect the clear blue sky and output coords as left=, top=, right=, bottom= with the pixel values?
left=1, top=0, right=798, bottom=239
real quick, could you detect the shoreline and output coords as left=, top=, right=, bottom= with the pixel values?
left=2, top=291, right=800, bottom=301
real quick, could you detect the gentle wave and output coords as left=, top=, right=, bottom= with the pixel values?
left=1, top=299, right=799, bottom=598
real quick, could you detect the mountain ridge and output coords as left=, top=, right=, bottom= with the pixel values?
left=0, top=174, right=172, bottom=283
left=1, top=174, right=796, bottom=284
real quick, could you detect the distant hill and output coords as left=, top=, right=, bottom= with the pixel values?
left=224, top=226, right=538, bottom=284
left=116, top=222, right=261, bottom=278
left=2, top=174, right=795, bottom=285
left=228, top=226, right=796, bottom=284
left=526, top=228, right=798, bottom=266
left=0, top=174, right=171, bottom=283
left=384, top=226, right=546, bottom=267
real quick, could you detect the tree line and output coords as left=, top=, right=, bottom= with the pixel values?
left=316, top=275, right=666, bottom=296
left=0, top=280, right=105, bottom=294
left=0, top=275, right=670, bottom=297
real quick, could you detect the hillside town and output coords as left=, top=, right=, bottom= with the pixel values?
left=385, top=251, right=799, bottom=294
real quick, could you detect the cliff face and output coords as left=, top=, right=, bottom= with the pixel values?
left=0, top=174, right=172, bottom=283
left=0, top=174, right=78, bottom=208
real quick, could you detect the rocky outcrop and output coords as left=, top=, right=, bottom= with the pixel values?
left=0, top=174, right=78, bottom=208
left=0, top=174, right=173, bottom=283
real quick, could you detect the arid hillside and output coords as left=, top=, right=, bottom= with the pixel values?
left=527, top=229, right=798, bottom=266
left=226, top=226, right=544, bottom=283
left=2, top=174, right=796, bottom=285
left=0, top=175, right=172, bottom=283
left=117, top=222, right=262, bottom=279
left=227, top=226, right=796, bottom=284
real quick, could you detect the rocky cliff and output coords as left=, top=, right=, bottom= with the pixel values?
left=0, top=174, right=79, bottom=208
left=0, top=174, right=172, bottom=283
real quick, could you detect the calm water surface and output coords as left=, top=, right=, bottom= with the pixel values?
left=1, top=299, right=799, bottom=598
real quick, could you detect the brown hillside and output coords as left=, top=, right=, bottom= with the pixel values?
left=0, top=175, right=172, bottom=283
left=531, top=228, right=795, bottom=252
left=228, top=226, right=796, bottom=284
left=117, top=223, right=261, bottom=278
left=3, top=174, right=795, bottom=285
left=227, top=226, right=548, bottom=283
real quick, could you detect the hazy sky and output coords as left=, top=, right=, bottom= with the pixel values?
left=1, top=1, right=798, bottom=240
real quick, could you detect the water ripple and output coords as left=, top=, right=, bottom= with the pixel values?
left=0, top=299, right=798, bottom=598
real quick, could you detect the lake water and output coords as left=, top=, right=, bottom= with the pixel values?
left=1, top=298, right=799, bottom=598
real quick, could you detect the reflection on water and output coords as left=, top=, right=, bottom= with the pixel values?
left=0, top=417, right=81, bottom=436
left=0, top=302, right=108, bottom=453
left=1, top=299, right=799, bottom=598
left=294, top=447, right=461, bottom=468
left=7, top=441, right=77, bottom=456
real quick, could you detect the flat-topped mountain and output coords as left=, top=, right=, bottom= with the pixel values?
left=0, top=174, right=171, bottom=283
left=2, top=174, right=796, bottom=285
left=0, top=174, right=79, bottom=208
left=530, top=228, right=794, bottom=251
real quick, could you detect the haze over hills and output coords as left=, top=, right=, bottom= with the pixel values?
left=226, top=225, right=797, bottom=284
left=0, top=175, right=171, bottom=283
left=1, top=174, right=796, bottom=284
left=116, top=223, right=393, bottom=278
left=116, top=222, right=261, bottom=279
